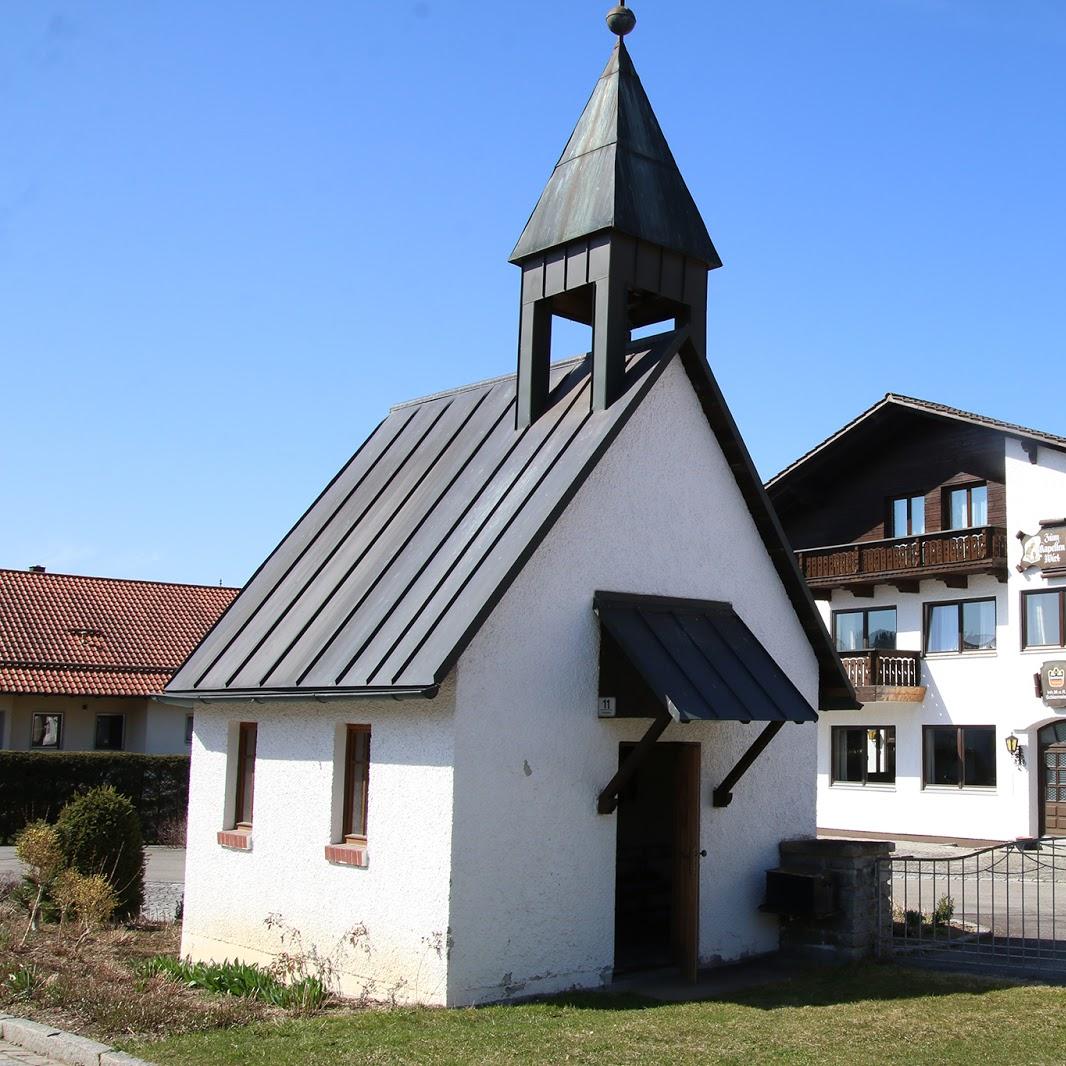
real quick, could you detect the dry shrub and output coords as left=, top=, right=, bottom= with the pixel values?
left=54, top=870, right=118, bottom=945
left=153, top=816, right=187, bottom=848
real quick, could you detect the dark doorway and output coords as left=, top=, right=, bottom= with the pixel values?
left=614, top=741, right=700, bottom=978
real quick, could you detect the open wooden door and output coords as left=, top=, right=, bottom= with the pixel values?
left=671, top=743, right=701, bottom=982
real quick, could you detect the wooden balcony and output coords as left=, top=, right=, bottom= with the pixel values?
left=839, top=650, right=926, bottom=704
left=795, top=526, right=1008, bottom=596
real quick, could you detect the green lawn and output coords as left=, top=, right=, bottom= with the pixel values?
left=121, top=963, right=1066, bottom=1066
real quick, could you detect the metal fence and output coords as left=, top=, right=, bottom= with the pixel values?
left=878, top=838, right=1066, bottom=977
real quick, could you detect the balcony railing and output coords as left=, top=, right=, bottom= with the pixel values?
left=796, top=526, right=1008, bottom=589
left=838, top=649, right=925, bottom=703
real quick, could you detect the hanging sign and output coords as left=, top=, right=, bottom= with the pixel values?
left=1017, top=523, right=1066, bottom=573
left=1039, top=661, right=1066, bottom=706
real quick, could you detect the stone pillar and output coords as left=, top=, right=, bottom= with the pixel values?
left=776, top=838, right=894, bottom=961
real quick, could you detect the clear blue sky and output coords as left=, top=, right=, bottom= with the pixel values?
left=2, top=1, right=1064, bottom=587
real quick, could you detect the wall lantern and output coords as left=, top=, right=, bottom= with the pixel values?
left=1005, top=733, right=1025, bottom=767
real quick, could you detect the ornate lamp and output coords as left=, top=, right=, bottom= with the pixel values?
left=1005, top=733, right=1025, bottom=767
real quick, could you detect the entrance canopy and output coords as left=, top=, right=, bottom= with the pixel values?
left=595, top=591, right=817, bottom=724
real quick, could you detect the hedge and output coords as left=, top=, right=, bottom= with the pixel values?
left=0, top=751, right=189, bottom=844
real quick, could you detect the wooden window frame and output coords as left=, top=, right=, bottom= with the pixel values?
left=944, top=481, right=988, bottom=531
left=830, top=725, right=896, bottom=786
left=923, top=597, right=997, bottom=656
left=30, top=712, right=63, bottom=750
left=832, top=606, right=898, bottom=652
left=1021, top=589, right=1066, bottom=650
left=341, top=725, right=371, bottom=844
left=93, top=713, right=125, bottom=752
left=888, top=494, right=925, bottom=537
left=922, top=725, right=997, bottom=789
left=233, top=722, right=258, bottom=829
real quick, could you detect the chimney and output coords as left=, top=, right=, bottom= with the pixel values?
left=28, top=565, right=46, bottom=573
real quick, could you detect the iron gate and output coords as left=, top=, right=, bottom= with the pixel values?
left=878, top=838, right=1066, bottom=976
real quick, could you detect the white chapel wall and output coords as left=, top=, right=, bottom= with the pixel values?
left=447, top=355, right=820, bottom=1006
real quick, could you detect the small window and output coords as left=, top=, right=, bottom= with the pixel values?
left=832, top=726, right=896, bottom=785
left=342, top=726, right=371, bottom=843
left=890, top=495, right=925, bottom=537
left=234, top=722, right=258, bottom=828
left=833, top=607, right=897, bottom=652
left=185, top=714, right=194, bottom=746
left=924, top=726, right=996, bottom=788
left=946, top=483, right=988, bottom=529
left=1023, top=589, right=1066, bottom=649
left=924, top=598, right=996, bottom=654
left=31, top=713, right=63, bottom=750
left=94, top=714, right=124, bottom=751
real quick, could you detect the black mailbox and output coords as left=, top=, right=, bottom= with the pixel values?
left=761, top=868, right=835, bottom=919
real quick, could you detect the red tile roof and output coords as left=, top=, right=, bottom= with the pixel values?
left=0, top=569, right=239, bottom=698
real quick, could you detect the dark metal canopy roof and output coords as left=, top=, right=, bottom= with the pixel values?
left=509, top=41, right=720, bottom=268
left=167, top=333, right=687, bottom=700
left=595, top=592, right=818, bottom=724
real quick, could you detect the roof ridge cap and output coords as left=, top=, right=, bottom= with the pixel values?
left=0, top=568, right=239, bottom=592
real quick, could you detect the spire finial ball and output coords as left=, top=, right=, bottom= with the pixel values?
left=605, top=3, right=636, bottom=37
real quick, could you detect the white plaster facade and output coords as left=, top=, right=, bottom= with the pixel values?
left=180, top=358, right=821, bottom=1006
left=0, top=693, right=192, bottom=755
left=816, top=437, right=1066, bottom=842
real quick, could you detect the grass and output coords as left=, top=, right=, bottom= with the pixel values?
left=122, top=963, right=1066, bottom=1066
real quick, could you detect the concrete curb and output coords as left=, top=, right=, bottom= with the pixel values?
left=0, top=1014, right=155, bottom=1066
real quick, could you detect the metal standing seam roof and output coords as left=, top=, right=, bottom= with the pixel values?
left=167, top=332, right=687, bottom=699
left=766, top=393, right=1066, bottom=490
left=594, top=592, right=818, bottom=724
left=509, top=41, right=720, bottom=268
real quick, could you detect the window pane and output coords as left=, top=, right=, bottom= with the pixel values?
left=962, top=600, right=996, bottom=651
left=867, top=608, right=897, bottom=650
left=892, top=498, right=909, bottom=537
left=927, top=604, right=959, bottom=653
left=345, top=728, right=371, bottom=838
left=833, top=728, right=865, bottom=782
left=866, top=727, right=896, bottom=783
left=95, top=715, right=124, bottom=751
left=1026, top=592, right=1061, bottom=648
left=911, top=496, right=925, bottom=535
left=237, top=723, right=257, bottom=825
left=970, top=485, right=988, bottom=526
left=185, top=715, right=194, bottom=745
left=949, top=488, right=968, bottom=529
left=834, top=613, right=865, bottom=652
left=963, top=727, right=996, bottom=787
left=926, top=728, right=960, bottom=786
left=31, top=714, right=62, bottom=749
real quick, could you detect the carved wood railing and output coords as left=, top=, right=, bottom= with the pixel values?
left=839, top=650, right=922, bottom=690
left=796, top=526, right=1008, bottom=585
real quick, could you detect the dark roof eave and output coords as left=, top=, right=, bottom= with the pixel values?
left=160, top=684, right=440, bottom=705
left=677, top=342, right=861, bottom=712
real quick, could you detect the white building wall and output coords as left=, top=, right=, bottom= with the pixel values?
left=816, top=437, right=1066, bottom=842
left=143, top=697, right=192, bottom=754
left=447, top=357, right=820, bottom=1006
left=180, top=683, right=455, bottom=1005
left=2, top=695, right=149, bottom=753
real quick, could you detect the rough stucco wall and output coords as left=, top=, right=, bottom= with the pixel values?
left=815, top=439, right=1066, bottom=842
left=447, top=355, right=820, bottom=1006
left=181, top=681, right=455, bottom=1005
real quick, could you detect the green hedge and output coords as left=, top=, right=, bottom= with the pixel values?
left=0, top=752, right=189, bottom=844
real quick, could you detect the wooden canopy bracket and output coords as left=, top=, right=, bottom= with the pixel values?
left=597, top=711, right=672, bottom=815
left=711, top=721, right=785, bottom=808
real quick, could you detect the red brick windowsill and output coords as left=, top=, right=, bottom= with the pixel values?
left=325, top=842, right=368, bottom=868
left=217, top=829, right=252, bottom=850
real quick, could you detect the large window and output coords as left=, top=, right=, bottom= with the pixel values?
left=925, top=598, right=996, bottom=654
left=890, top=494, right=925, bottom=537
left=1023, top=589, right=1066, bottom=649
left=923, top=726, right=996, bottom=788
left=833, top=607, right=897, bottom=652
left=234, top=722, right=258, bottom=828
left=31, top=713, right=62, bottom=750
left=342, top=726, right=371, bottom=843
left=94, top=714, right=124, bottom=751
left=832, top=726, right=896, bottom=785
left=947, top=483, right=988, bottom=529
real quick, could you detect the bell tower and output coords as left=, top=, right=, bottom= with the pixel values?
left=510, top=3, right=722, bottom=428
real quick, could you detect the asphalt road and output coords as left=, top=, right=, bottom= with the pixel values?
left=0, top=845, right=185, bottom=884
